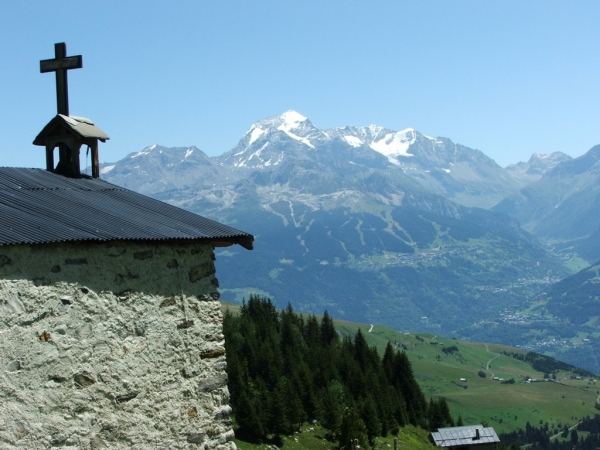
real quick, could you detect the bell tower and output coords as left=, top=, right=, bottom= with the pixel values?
left=33, top=43, right=108, bottom=178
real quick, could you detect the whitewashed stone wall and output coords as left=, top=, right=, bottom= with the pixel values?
left=0, top=241, right=236, bottom=449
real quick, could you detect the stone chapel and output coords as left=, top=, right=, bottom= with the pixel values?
left=0, top=43, right=253, bottom=449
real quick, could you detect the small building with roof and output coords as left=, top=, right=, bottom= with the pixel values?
left=0, top=43, right=252, bottom=449
left=430, top=425, right=501, bottom=450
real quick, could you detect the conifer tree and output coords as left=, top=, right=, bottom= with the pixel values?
left=392, top=351, right=427, bottom=426
left=337, top=407, right=368, bottom=450
left=360, top=394, right=382, bottom=444
left=428, top=397, right=454, bottom=431
left=267, top=378, right=290, bottom=437
left=234, top=389, right=265, bottom=439
left=304, top=314, right=321, bottom=347
left=320, top=380, right=345, bottom=432
left=320, top=310, right=337, bottom=345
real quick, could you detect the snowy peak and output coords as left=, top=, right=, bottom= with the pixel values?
left=253, top=110, right=308, bottom=131
left=100, top=111, right=545, bottom=211
left=329, top=126, right=440, bottom=165
left=221, top=111, right=329, bottom=169
left=245, top=110, right=321, bottom=149
left=368, top=127, right=418, bottom=159
left=275, top=110, right=309, bottom=132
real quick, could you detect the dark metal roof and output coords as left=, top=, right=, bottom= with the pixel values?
left=0, top=167, right=253, bottom=249
left=431, top=425, right=500, bottom=448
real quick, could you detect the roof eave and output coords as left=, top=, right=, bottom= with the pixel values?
left=212, top=236, right=254, bottom=250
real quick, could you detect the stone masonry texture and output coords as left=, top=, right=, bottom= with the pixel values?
left=0, top=241, right=236, bottom=449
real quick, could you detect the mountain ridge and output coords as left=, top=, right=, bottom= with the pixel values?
left=493, top=144, right=600, bottom=242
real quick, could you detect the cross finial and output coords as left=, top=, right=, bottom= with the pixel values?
left=40, top=43, right=82, bottom=116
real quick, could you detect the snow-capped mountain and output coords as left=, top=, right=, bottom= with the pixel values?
left=211, top=111, right=522, bottom=208
left=219, top=111, right=326, bottom=169
left=103, top=111, right=585, bottom=215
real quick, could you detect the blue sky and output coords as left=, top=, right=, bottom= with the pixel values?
left=1, top=1, right=599, bottom=169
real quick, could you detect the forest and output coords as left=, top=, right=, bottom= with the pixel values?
left=223, top=295, right=455, bottom=447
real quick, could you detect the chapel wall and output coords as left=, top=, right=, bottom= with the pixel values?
left=0, top=240, right=235, bottom=449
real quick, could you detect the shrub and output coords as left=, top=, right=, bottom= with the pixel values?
left=442, top=345, right=459, bottom=355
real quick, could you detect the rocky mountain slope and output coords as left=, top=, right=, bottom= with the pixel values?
left=494, top=144, right=600, bottom=243
left=505, top=152, right=572, bottom=185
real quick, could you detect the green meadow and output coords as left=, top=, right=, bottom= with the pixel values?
left=335, top=321, right=598, bottom=434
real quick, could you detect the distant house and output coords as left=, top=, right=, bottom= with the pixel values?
left=430, top=425, right=501, bottom=450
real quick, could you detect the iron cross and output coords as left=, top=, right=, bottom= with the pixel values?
left=40, top=43, right=82, bottom=116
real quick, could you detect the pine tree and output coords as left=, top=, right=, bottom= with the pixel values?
left=354, top=329, right=370, bottom=369
left=392, top=351, right=427, bottom=426
left=320, top=380, right=346, bottom=432
left=382, top=341, right=395, bottom=381
left=360, top=394, right=382, bottom=445
left=438, top=397, right=454, bottom=427
left=337, top=407, right=368, bottom=450
left=234, top=389, right=265, bottom=440
left=320, top=310, right=337, bottom=345
left=304, top=314, right=321, bottom=347
left=428, top=398, right=454, bottom=431
left=267, top=377, right=290, bottom=437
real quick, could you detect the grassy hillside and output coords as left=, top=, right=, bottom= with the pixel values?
left=333, top=321, right=598, bottom=435
left=222, top=300, right=599, bottom=440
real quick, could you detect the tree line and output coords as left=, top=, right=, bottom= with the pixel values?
left=499, top=415, right=600, bottom=450
left=223, top=295, right=454, bottom=445
left=502, top=350, right=594, bottom=377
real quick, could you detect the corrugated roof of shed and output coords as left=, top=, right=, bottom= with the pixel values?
left=0, top=167, right=253, bottom=249
left=431, top=425, right=500, bottom=448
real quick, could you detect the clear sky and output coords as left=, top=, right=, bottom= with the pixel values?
left=1, top=1, right=599, bottom=169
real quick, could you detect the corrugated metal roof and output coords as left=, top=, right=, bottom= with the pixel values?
left=0, top=167, right=253, bottom=249
left=33, top=114, right=109, bottom=145
left=431, top=425, right=500, bottom=448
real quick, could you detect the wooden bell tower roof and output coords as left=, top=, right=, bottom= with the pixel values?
left=34, top=115, right=109, bottom=145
